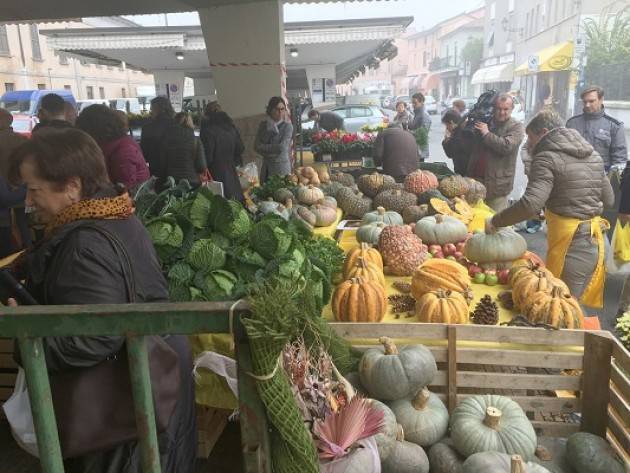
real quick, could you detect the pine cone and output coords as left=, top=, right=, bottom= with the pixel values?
left=497, top=290, right=514, bottom=310
left=393, top=281, right=412, bottom=294
left=470, top=295, right=499, bottom=325
left=388, top=294, right=415, bottom=313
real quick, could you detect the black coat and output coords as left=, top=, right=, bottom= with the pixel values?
left=22, top=198, right=196, bottom=473
left=158, top=124, right=205, bottom=186
left=200, top=120, right=245, bottom=201
left=442, top=124, right=473, bottom=176
left=141, top=117, right=175, bottom=176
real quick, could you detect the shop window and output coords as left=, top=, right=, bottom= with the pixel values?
left=99, top=87, right=105, bottom=99
left=30, top=24, right=42, bottom=60
left=0, top=25, right=10, bottom=55
left=64, top=85, right=71, bottom=91
left=4, top=82, right=14, bottom=92
left=121, top=87, right=127, bottom=98
left=37, top=83, right=45, bottom=90
left=86, top=86, right=94, bottom=99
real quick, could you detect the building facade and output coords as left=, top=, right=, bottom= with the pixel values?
left=0, top=17, right=154, bottom=100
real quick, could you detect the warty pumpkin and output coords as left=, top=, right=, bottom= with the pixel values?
left=358, top=172, right=396, bottom=197
left=361, top=206, right=404, bottom=226
left=512, top=271, right=570, bottom=311
left=411, top=259, right=473, bottom=304
left=439, top=175, right=469, bottom=198
left=320, top=181, right=345, bottom=198
left=449, top=395, right=537, bottom=460
left=338, top=190, right=373, bottom=218
left=356, top=222, right=387, bottom=246
left=359, top=337, right=437, bottom=401
left=402, top=204, right=430, bottom=224
left=344, top=242, right=383, bottom=273
left=463, top=178, right=487, bottom=205
left=566, top=432, right=626, bottom=473
left=414, top=214, right=468, bottom=245
left=404, top=170, right=439, bottom=196
left=332, top=277, right=387, bottom=323
left=343, top=256, right=385, bottom=288
left=378, top=225, right=429, bottom=276
left=373, top=189, right=418, bottom=214
left=415, top=289, right=469, bottom=323
left=523, top=286, right=584, bottom=329
left=388, top=387, right=449, bottom=447
left=464, top=228, right=527, bottom=266
left=330, top=171, right=355, bottom=187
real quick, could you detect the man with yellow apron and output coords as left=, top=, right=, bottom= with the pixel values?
left=486, top=110, right=614, bottom=308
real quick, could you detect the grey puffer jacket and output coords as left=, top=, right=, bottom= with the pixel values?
left=254, top=118, right=293, bottom=181
left=492, top=127, right=615, bottom=228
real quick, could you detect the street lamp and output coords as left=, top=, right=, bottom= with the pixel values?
left=175, top=51, right=184, bottom=61
left=290, top=48, right=299, bottom=58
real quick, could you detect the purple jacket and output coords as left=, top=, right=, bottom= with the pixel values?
left=99, top=136, right=150, bottom=190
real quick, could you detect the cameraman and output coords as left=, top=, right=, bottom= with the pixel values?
left=441, top=109, right=472, bottom=176
left=467, top=93, right=525, bottom=212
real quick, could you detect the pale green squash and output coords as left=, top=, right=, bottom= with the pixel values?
left=461, top=452, right=552, bottom=473
left=427, top=438, right=464, bottom=473
left=566, top=432, right=626, bottom=473
left=381, top=439, right=429, bottom=473
left=389, top=388, right=449, bottom=447
left=356, top=222, right=387, bottom=246
left=370, top=399, right=402, bottom=462
left=361, top=206, right=404, bottom=226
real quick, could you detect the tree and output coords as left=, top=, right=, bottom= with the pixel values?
left=461, top=37, right=483, bottom=74
left=583, top=6, right=630, bottom=71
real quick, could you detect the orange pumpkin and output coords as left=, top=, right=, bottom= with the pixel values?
left=411, top=259, right=473, bottom=304
left=524, top=286, right=585, bottom=329
left=343, top=256, right=385, bottom=288
left=512, top=271, right=570, bottom=310
left=508, top=259, right=553, bottom=287
left=415, top=289, right=469, bottom=323
left=344, top=243, right=384, bottom=274
left=332, top=277, right=387, bottom=322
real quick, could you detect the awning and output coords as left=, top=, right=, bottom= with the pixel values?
left=515, top=41, right=574, bottom=75
left=421, top=73, right=440, bottom=91
left=470, top=63, right=514, bottom=85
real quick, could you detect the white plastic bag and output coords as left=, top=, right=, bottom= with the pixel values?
left=193, top=351, right=238, bottom=398
left=606, top=231, right=630, bottom=275
left=2, top=368, right=39, bottom=457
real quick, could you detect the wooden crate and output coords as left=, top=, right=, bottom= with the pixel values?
left=0, top=338, right=17, bottom=406
left=328, top=323, right=630, bottom=464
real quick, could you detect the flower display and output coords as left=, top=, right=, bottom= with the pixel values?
left=311, top=130, right=377, bottom=155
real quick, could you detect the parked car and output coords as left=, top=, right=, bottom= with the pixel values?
left=302, top=104, right=389, bottom=132
left=0, top=89, right=76, bottom=135
left=424, top=95, right=438, bottom=115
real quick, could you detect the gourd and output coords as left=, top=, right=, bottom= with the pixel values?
left=463, top=178, right=487, bottom=205
left=418, top=189, right=448, bottom=205
left=508, top=259, right=553, bottom=287
left=356, top=222, right=387, bottom=246
left=297, top=184, right=324, bottom=205
left=382, top=439, right=430, bottom=473
left=464, top=228, right=527, bottom=266
left=273, top=187, right=295, bottom=204
left=312, top=163, right=331, bottom=183
left=524, top=286, right=585, bottom=329
left=415, top=289, right=469, bottom=324
left=378, top=225, right=430, bottom=276
left=361, top=206, right=404, bottom=226
left=512, top=271, right=570, bottom=311
left=330, top=171, right=355, bottom=187
left=450, top=395, right=537, bottom=460
left=370, top=400, right=403, bottom=461
left=439, top=175, right=469, bottom=198
left=389, top=388, right=449, bottom=447
left=310, top=204, right=337, bottom=227
left=358, top=172, right=396, bottom=197
left=344, top=242, right=383, bottom=273
left=320, top=196, right=338, bottom=210
left=295, top=166, right=321, bottom=186
left=411, top=259, right=473, bottom=304
left=404, top=170, right=439, bottom=196
left=566, top=432, right=626, bottom=473
left=339, top=190, right=373, bottom=218
left=462, top=452, right=552, bottom=473
left=359, top=337, right=437, bottom=401
left=332, top=277, right=387, bottom=323
left=343, top=256, right=385, bottom=288
left=414, top=215, right=468, bottom=245
left=320, top=181, right=345, bottom=198
left=403, top=204, right=430, bottom=224
left=428, top=438, right=465, bottom=473
left=373, top=189, right=418, bottom=214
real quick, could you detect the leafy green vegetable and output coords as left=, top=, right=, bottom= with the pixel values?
left=168, top=282, right=192, bottom=302
left=168, top=262, right=195, bottom=285
left=211, top=198, right=252, bottom=240
left=250, top=221, right=293, bottom=259
left=186, top=239, right=226, bottom=271
left=146, top=218, right=184, bottom=248
left=189, top=189, right=214, bottom=229
left=194, top=270, right=237, bottom=300
left=302, top=235, right=345, bottom=280
left=208, top=232, right=231, bottom=250
left=231, top=246, right=267, bottom=268
left=251, top=174, right=296, bottom=201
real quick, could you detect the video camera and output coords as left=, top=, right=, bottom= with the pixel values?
left=463, top=89, right=498, bottom=138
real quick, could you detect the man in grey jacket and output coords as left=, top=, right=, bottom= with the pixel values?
left=567, top=85, right=627, bottom=172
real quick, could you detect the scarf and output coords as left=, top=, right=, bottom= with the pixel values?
left=45, top=192, right=134, bottom=237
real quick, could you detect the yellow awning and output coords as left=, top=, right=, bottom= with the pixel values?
left=515, top=41, right=574, bottom=75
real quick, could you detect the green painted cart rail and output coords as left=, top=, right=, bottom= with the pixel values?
left=0, top=301, right=270, bottom=473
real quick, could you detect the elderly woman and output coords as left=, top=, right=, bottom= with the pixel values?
left=392, top=101, right=412, bottom=129
left=254, top=96, right=293, bottom=181
left=8, top=128, right=196, bottom=473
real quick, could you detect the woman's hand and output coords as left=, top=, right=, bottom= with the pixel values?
left=7, top=298, right=17, bottom=307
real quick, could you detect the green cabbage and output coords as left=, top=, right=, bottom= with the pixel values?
left=194, top=270, right=237, bottom=300
left=186, top=239, right=226, bottom=271
left=168, top=262, right=195, bottom=286
left=211, top=199, right=252, bottom=240
left=189, top=189, right=214, bottom=229
left=146, top=218, right=183, bottom=247
left=249, top=221, right=293, bottom=259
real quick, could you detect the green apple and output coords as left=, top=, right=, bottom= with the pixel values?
left=473, top=272, right=486, bottom=284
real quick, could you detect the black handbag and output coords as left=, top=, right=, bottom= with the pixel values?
left=45, top=223, right=181, bottom=459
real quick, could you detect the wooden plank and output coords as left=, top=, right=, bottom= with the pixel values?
left=435, top=393, right=580, bottom=413
left=581, top=332, right=614, bottom=437
left=331, top=323, right=448, bottom=340
left=611, top=363, right=630, bottom=397
left=612, top=340, right=630, bottom=375
left=531, top=421, right=580, bottom=437
left=609, top=384, right=630, bottom=429
left=455, top=348, right=583, bottom=369
left=456, top=371, right=581, bottom=390
left=0, top=372, right=16, bottom=386
left=447, top=325, right=457, bottom=413
left=608, top=407, right=630, bottom=456
left=0, top=338, right=14, bottom=352
left=0, top=353, right=17, bottom=369
left=607, top=431, right=630, bottom=465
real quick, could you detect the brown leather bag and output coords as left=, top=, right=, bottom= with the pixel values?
left=46, top=224, right=181, bottom=459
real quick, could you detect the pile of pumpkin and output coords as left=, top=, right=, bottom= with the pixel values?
left=341, top=337, right=627, bottom=473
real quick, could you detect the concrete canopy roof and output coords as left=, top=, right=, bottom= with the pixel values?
left=41, top=17, right=410, bottom=84
left=0, top=0, right=396, bottom=23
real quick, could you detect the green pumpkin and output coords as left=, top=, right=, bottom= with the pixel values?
left=382, top=439, right=430, bottom=473
left=414, top=214, right=468, bottom=245
left=361, top=206, right=404, bottom=226
left=464, top=228, right=527, bottom=265
left=461, top=452, right=552, bottom=473
left=566, top=432, right=626, bottom=473
left=273, top=187, right=295, bottom=204
left=370, top=400, right=402, bottom=462
left=428, top=438, right=464, bottom=473
left=450, top=395, right=537, bottom=460
left=320, top=181, right=345, bottom=198
left=418, top=189, right=448, bottom=206
left=389, top=388, right=449, bottom=447
left=373, top=189, right=417, bottom=214
left=359, top=337, right=437, bottom=401
left=356, top=222, right=387, bottom=246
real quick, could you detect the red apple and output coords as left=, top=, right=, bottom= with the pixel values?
left=468, top=265, right=482, bottom=277
left=456, top=241, right=466, bottom=253
left=443, top=243, right=457, bottom=256
left=497, top=269, right=510, bottom=285
left=485, top=273, right=499, bottom=286
left=453, top=251, right=464, bottom=259
left=473, top=272, right=486, bottom=284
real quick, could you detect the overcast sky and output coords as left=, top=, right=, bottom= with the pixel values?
left=124, top=0, right=483, bottom=31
